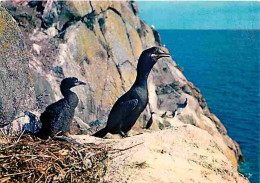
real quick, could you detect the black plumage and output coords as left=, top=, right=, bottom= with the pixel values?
left=145, top=112, right=155, bottom=129
left=177, top=98, right=188, bottom=109
left=28, top=1, right=41, bottom=8
left=28, top=1, right=44, bottom=13
left=36, top=77, right=86, bottom=139
left=93, top=47, right=170, bottom=138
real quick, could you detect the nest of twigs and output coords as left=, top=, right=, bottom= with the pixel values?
left=0, top=134, right=108, bottom=183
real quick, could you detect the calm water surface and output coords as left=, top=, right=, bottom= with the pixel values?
left=159, top=30, right=260, bottom=183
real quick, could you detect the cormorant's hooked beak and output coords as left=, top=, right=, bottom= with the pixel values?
left=151, top=47, right=171, bottom=59
left=75, top=81, right=86, bottom=86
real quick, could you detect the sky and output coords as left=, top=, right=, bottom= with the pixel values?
left=137, top=1, right=260, bottom=30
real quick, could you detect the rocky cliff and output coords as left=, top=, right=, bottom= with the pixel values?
left=0, top=1, right=248, bottom=182
left=0, top=5, right=35, bottom=127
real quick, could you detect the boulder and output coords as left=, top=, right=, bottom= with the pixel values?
left=0, top=6, right=36, bottom=127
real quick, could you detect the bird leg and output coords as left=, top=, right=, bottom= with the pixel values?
left=53, top=131, right=74, bottom=141
left=53, top=136, right=82, bottom=146
left=119, top=131, right=128, bottom=138
left=64, top=132, right=72, bottom=138
left=53, top=132, right=83, bottom=145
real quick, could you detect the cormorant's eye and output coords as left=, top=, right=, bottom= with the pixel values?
left=75, top=79, right=78, bottom=83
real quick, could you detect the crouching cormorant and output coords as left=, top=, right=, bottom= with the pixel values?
left=93, top=47, right=170, bottom=138
left=36, top=77, right=86, bottom=139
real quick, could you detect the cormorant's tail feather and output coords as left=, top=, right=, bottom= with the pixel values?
left=32, top=126, right=50, bottom=140
left=33, top=131, right=49, bottom=140
left=92, top=127, right=108, bottom=138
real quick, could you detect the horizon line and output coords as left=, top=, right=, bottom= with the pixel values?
left=155, top=29, right=260, bottom=31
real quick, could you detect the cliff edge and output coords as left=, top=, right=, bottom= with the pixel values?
left=74, top=124, right=248, bottom=183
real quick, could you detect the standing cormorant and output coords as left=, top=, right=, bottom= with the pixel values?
left=36, top=77, right=86, bottom=139
left=145, top=112, right=155, bottom=129
left=93, top=47, right=170, bottom=138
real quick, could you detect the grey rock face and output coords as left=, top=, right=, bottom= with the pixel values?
left=0, top=6, right=36, bottom=127
left=0, top=1, right=243, bottom=165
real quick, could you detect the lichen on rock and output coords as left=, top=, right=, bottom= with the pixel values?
left=0, top=5, right=36, bottom=127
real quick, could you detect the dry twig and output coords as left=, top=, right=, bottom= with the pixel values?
left=0, top=134, right=108, bottom=183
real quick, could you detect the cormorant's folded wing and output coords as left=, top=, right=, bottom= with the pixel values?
left=108, top=98, right=139, bottom=126
left=119, top=99, right=138, bottom=113
left=40, top=100, right=66, bottom=127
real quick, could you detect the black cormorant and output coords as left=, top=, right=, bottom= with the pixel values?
left=93, top=47, right=170, bottom=138
left=177, top=98, right=188, bottom=109
left=145, top=112, right=155, bottom=129
left=37, top=77, right=86, bottom=139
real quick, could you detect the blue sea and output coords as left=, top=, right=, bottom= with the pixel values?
left=159, top=30, right=259, bottom=183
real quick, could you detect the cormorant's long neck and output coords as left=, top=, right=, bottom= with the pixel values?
left=61, top=88, right=79, bottom=107
left=133, top=69, right=150, bottom=88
